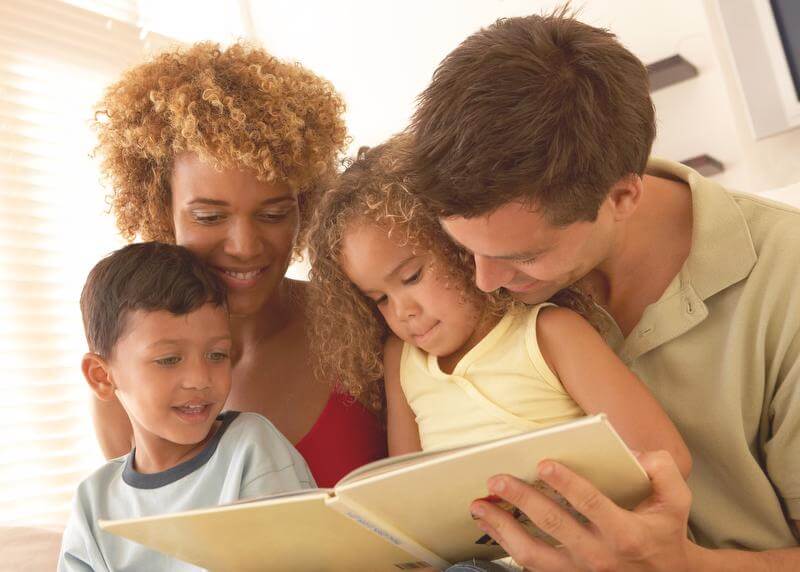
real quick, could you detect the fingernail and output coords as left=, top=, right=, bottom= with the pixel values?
left=470, top=505, right=485, bottom=519
left=539, top=461, right=555, bottom=477
left=488, top=477, right=506, bottom=494
left=632, top=450, right=643, bottom=459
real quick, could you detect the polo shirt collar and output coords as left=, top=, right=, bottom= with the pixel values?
left=609, top=159, right=757, bottom=363
left=646, top=158, right=756, bottom=300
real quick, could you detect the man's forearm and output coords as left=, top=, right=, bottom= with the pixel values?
left=689, top=543, right=800, bottom=572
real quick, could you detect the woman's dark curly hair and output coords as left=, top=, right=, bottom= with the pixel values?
left=94, top=41, right=348, bottom=252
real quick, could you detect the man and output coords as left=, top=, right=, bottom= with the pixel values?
left=408, top=9, right=800, bottom=571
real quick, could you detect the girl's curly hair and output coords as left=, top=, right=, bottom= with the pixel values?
left=306, top=135, right=605, bottom=412
left=305, top=134, right=496, bottom=411
left=94, top=41, right=348, bottom=251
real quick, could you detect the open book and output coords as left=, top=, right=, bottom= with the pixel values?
left=99, top=414, right=651, bottom=571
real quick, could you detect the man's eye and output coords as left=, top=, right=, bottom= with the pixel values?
left=155, top=356, right=181, bottom=366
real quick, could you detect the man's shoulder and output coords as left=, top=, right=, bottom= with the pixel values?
left=723, top=190, right=800, bottom=299
left=730, top=189, right=800, bottom=224
left=727, top=190, right=800, bottom=255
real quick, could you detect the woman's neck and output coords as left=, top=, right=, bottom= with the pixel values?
left=230, top=279, right=299, bottom=353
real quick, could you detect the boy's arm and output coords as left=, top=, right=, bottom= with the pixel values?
left=383, top=336, right=422, bottom=457
left=536, top=306, right=692, bottom=478
left=90, top=394, right=134, bottom=460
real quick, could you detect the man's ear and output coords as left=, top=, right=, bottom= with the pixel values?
left=82, top=353, right=115, bottom=401
left=606, top=174, right=643, bottom=221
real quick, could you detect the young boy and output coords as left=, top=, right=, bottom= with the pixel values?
left=58, top=242, right=314, bottom=571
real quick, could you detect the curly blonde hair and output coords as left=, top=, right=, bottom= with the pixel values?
left=94, top=41, right=348, bottom=248
left=306, top=134, right=505, bottom=411
left=306, top=135, right=605, bottom=411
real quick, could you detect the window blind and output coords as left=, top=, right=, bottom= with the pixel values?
left=0, top=0, right=176, bottom=525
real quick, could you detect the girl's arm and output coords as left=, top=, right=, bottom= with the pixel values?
left=90, top=395, right=134, bottom=460
left=536, top=306, right=692, bottom=478
left=383, top=335, right=422, bottom=457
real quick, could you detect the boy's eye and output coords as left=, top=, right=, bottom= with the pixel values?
left=207, top=351, right=230, bottom=362
left=155, top=356, right=181, bottom=366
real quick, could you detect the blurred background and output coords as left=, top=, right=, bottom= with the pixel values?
left=1, top=0, right=799, bottom=529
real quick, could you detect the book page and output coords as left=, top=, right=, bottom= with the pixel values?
left=100, top=492, right=432, bottom=571
left=334, top=415, right=650, bottom=564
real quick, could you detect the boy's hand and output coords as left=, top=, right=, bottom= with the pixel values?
left=468, top=451, right=692, bottom=571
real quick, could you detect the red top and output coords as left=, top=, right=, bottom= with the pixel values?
left=294, top=391, right=387, bottom=488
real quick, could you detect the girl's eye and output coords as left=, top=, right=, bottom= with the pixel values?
left=518, top=257, right=537, bottom=265
left=373, top=294, right=388, bottom=306
left=155, top=356, right=181, bottom=366
left=402, top=268, right=422, bottom=285
left=207, top=351, right=230, bottom=362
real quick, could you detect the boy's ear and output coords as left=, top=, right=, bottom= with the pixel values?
left=82, top=353, right=115, bottom=401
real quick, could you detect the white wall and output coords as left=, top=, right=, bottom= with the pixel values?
left=246, top=0, right=800, bottom=194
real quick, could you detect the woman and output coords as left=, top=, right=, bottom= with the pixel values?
left=92, top=41, right=387, bottom=486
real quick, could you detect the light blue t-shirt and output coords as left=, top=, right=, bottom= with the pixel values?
left=58, top=411, right=314, bottom=571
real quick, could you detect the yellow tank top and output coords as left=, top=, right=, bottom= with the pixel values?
left=400, top=303, right=585, bottom=451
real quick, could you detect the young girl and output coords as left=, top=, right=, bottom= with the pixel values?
left=306, top=135, right=691, bottom=478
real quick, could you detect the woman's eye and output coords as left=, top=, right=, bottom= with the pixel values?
left=402, top=268, right=422, bottom=285
left=155, top=356, right=181, bottom=366
left=207, top=351, right=229, bottom=362
left=258, top=211, right=290, bottom=223
left=374, top=295, right=388, bottom=306
left=192, top=212, right=225, bottom=225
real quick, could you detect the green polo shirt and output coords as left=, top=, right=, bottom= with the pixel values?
left=602, top=158, right=800, bottom=550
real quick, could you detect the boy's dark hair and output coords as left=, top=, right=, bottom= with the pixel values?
left=409, top=7, right=656, bottom=224
left=80, top=242, right=227, bottom=358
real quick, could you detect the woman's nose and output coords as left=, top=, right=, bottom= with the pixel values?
left=224, top=218, right=264, bottom=260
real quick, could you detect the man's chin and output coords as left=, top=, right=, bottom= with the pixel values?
left=505, top=285, right=558, bottom=305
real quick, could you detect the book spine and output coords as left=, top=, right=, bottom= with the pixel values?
left=325, top=495, right=451, bottom=570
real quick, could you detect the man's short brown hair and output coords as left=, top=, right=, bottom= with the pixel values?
left=409, top=8, right=656, bottom=224
left=80, top=242, right=227, bottom=358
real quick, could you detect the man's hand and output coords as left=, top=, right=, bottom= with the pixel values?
left=469, top=451, right=692, bottom=571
